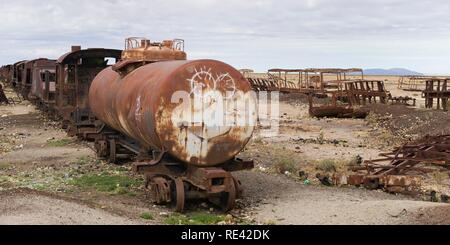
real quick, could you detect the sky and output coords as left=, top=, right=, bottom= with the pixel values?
left=1, top=0, right=450, bottom=74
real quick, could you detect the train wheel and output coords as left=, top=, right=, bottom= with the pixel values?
left=147, top=177, right=171, bottom=205
left=108, top=139, right=117, bottom=164
left=220, top=178, right=237, bottom=212
left=171, top=178, right=185, bottom=213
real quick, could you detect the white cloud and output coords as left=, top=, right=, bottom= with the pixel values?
left=1, top=0, right=450, bottom=74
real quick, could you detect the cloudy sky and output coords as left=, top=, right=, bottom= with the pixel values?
left=1, top=0, right=450, bottom=74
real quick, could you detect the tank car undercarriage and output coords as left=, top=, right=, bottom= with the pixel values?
left=135, top=157, right=253, bottom=212
left=73, top=122, right=253, bottom=212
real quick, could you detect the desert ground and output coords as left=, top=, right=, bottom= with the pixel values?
left=1, top=77, right=450, bottom=225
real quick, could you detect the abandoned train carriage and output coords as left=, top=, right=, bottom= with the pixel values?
left=54, top=46, right=122, bottom=137
left=26, top=58, right=57, bottom=105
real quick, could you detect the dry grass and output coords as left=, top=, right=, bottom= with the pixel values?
left=430, top=171, right=450, bottom=184
left=274, top=156, right=299, bottom=174
left=315, top=159, right=338, bottom=172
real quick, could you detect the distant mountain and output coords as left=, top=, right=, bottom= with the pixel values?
left=363, top=68, right=423, bottom=76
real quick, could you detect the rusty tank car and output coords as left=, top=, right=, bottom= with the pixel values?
left=89, top=37, right=256, bottom=211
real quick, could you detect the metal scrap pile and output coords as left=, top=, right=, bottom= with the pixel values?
left=334, top=135, right=450, bottom=194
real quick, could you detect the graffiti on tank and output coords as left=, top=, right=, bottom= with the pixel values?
left=168, top=66, right=256, bottom=162
left=187, top=67, right=237, bottom=99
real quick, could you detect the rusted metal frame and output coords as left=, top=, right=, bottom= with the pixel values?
left=372, top=156, right=447, bottom=165
left=351, top=165, right=437, bottom=174
left=372, top=145, right=413, bottom=175
left=359, top=81, right=368, bottom=105
left=185, top=167, right=232, bottom=194
left=423, top=79, right=449, bottom=111
left=378, top=146, right=450, bottom=164
left=346, top=81, right=388, bottom=105
left=114, top=137, right=141, bottom=155
left=372, top=143, right=445, bottom=176
left=134, top=159, right=251, bottom=196
left=378, top=150, right=450, bottom=160
left=381, top=159, right=416, bottom=175
left=403, top=145, right=450, bottom=154
left=134, top=158, right=253, bottom=175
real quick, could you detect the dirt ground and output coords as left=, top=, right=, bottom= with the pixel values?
left=235, top=171, right=450, bottom=225
left=0, top=189, right=144, bottom=225
left=1, top=79, right=450, bottom=225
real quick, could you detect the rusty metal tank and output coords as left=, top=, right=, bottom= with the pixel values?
left=89, top=56, right=256, bottom=167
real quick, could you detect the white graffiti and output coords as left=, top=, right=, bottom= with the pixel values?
left=187, top=67, right=236, bottom=99
left=167, top=67, right=279, bottom=163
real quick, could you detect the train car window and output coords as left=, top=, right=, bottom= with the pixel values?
left=81, top=58, right=107, bottom=67
left=66, top=65, right=75, bottom=84
left=41, top=70, right=56, bottom=82
left=49, top=72, right=56, bottom=82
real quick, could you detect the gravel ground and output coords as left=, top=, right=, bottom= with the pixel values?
left=1, top=84, right=450, bottom=225
left=0, top=189, right=144, bottom=225
left=236, top=171, right=450, bottom=225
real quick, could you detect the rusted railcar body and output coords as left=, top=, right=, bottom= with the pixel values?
left=91, top=60, right=255, bottom=167
left=55, top=46, right=122, bottom=134
left=25, top=58, right=57, bottom=105
left=89, top=38, right=256, bottom=211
